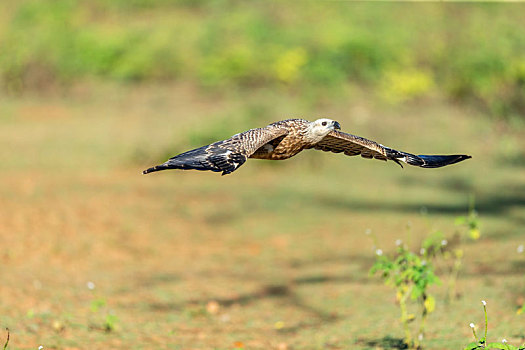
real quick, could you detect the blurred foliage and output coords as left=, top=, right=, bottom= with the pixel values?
left=1, top=1, right=525, bottom=119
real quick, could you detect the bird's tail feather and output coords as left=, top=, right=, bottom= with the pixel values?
left=142, top=145, right=219, bottom=174
left=142, top=144, right=246, bottom=175
left=142, top=159, right=219, bottom=174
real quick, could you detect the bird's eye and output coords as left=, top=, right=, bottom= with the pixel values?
left=321, top=121, right=327, bottom=126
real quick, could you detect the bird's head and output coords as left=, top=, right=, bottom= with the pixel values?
left=305, top=118, right=341, bottom=143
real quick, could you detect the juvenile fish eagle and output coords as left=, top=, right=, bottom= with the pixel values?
left=143, top=118, right=471, bottom=175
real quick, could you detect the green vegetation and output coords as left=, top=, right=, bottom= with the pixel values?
left=464, top=302, right=525, bottom=350
left=370, top=242, right=440, bottom=349
left=2, top=1, right=525, bottom=119
left=370, top=203, right=525, bottom=350
left=368, top=206, right=489, bottom=349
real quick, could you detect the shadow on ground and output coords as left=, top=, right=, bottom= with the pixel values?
left=315, top=190, right=525, bottom=221
left=357, top=335, right=410, bottom=349
left=149, top=283, right=337, bottom=318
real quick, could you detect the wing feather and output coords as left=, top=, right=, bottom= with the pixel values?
left=223, top=121, right=290, bottom=157
left=313, top=130, right=388, bottom=161
left=313, top=130, right=471, bottom=168
left=143, top=122, right=290, bottom=175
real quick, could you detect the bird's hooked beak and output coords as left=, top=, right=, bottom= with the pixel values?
left=333, top=121, right=341, bottom=130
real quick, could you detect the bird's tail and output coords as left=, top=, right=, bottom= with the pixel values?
left=142, top=145, right=215, bottom=174
left=142, top=144, right=247, bottom=175
left=385, top=148, right=471, bottom=168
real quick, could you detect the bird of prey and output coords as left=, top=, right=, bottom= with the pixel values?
left=143, top=118, right=471, bottom=176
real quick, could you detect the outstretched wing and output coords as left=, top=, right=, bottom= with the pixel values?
left=143, top=123, right=289, bottom=175
left=312, top=130, right=471, bottom=168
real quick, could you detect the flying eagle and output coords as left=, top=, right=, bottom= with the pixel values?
left=143, top=118, right=471, bottom=175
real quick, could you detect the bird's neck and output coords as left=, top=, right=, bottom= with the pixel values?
left=302, top=125, right=330, bottom=144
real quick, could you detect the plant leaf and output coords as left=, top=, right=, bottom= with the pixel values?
left=424, top=295, right=436, bottom=313
left=463, top=342, right=482, bottom=350
left=455, top=216, right=467, bottom=225
left=469, top=228, right=481, bottom=240
left=486, top=342, right=514, bottom=349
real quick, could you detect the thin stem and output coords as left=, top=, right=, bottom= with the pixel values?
left=468, top=194, right=476, bottom=213
left=470, top=324, right=479, bottom=343
left=399, top=285, right=414, bottom=348
left=417, top=294, right=428, bottom=347
left=483, top=303, right=488, bottom=342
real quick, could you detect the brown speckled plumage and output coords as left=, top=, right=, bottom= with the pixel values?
left=143, top=118, right=471, bottom=175
left=250, top=119, right=312, bottom=160
left=310, top=130, right=388, bottom=160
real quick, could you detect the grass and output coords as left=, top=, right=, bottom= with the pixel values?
left=0, top=81, right=524, bottom=349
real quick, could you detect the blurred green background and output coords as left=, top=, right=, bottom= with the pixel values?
left=1, top=1, right=524, bottom=349
left=2, top=0, right=525, bottom=119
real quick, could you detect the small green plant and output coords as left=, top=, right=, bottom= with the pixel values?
left=89, top=298, right=119, bottom=332
left=454, top=198, right=481, bottom=242
left=90, top=298, right=107, bottom=313
left=464, top=301, right=525, bottom=350
left=518, top=304, right=525, bottom=316
left=3, top=328, right=9, bottom=350
left=370, top=243, right=440, bottom=349
left=103, top=314, right=119, bottom=332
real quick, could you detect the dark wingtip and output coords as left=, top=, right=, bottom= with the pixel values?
left=448, top=154, right=472, bottom=165
left=417, top=154, right=472, bottom=168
